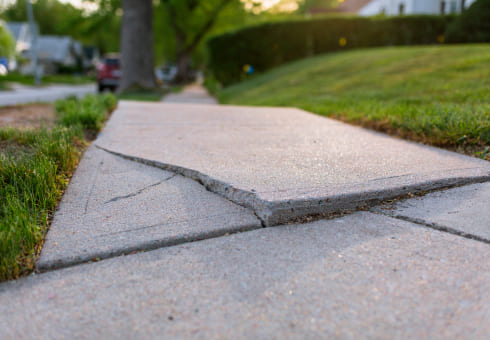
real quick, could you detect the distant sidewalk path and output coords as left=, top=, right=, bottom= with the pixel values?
left=0, top=83, right=96, bottom=106
left=161, top=83, right=218, bottom=105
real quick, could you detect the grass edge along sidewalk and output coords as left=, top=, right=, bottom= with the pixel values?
left=0, top=94, right=117, bottom=282
left=217, top=45, right=489, bottom=159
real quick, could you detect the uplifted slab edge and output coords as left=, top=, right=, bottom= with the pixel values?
left=95, top=145, right=490, bottom=227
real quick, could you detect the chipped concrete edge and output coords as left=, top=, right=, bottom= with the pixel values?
left=94, top=145, right=490, bottom=227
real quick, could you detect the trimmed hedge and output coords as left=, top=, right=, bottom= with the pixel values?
left=207, top=15, right=456, bottom=85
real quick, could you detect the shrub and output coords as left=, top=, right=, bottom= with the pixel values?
left=207, top=15, right=455, bottom=85
left=446, top=0, right=490, bottom=43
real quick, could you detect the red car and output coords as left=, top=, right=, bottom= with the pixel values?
left=96, top=54, right=121, bottom=92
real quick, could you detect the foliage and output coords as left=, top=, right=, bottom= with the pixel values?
left=55, top=93, right=116, bottom=131
left=207, top=15, right=455, bottom=85
left=155, top=0, right=247, bottom=82
left=296, top=0, right=339, bottom=14
left=446, top=0, right=490, bottom=43
left=218, top=45, right=490, bottom=149
left=1, top=0, right=121, bottom=53
left=0, top=93, right=116, bottom=281
left=0, top=21, right=15, bottom=57
left=0, top=126, right=81, bottom=281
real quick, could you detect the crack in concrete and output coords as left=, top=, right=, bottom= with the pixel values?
left=104, top=174, right=176, bottom=204
left=95, top=144, right=269, bottom=226
left=371, top=210, right=490, bottom=245
left=36, top=146, right=489, bottom=274
left=95, top=144, right=490, bottom=228
left=84, top=159, right=103, bottom=214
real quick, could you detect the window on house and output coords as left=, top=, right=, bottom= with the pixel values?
left=450, top=0, right=457, bottom=13
left=399, top=3, right=405, bottom=15
left=440, top=1, right=446, bottom=14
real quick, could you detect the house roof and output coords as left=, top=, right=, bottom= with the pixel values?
left=36, top=36, right=75, bottom=62
left=6, top=22, right=26, bottom=41
left=337, top=0, right=373, bottom=12
left=6, top=22, right=39, bottom=42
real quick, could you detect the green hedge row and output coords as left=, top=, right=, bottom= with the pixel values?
left=207, top=15, right=455, bottom=85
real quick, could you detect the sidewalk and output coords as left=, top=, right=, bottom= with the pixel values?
left=1, top=85, right=489, bottom=339
left=0, top=83, right=96, bottom=106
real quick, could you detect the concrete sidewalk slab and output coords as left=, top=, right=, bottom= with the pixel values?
left=0, top=84, right=96, bottom=106
left=3, top=212, right=489, bottom=339
left=373, top=182, right=490, bottom=242
left=96, top=101, right=490, bottom=226
left=162, top=84, right=218, bottom=104
left=37, top=145, right=261, bottom=271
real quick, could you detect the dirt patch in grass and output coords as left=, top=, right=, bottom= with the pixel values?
left=0, top=104, right=56, bottom=129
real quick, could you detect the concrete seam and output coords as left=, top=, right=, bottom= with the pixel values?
left=36, top=222, right=261, bottom=273
left=371, top=210, right=490, bottom=245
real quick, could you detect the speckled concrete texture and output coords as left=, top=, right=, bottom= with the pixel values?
left=96, top=101, right=490, bottom=225
left=373, top=182, right=490, bottom=242
left=2, top=212, right=489, bottom=339
left=162, top=83, right=218, bottom=104
left=37, top=145, right=261, bottom=271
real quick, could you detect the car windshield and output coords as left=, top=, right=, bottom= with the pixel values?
left=104, top=58, right=120, bottom=66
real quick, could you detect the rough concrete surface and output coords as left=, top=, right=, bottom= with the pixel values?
left=162, top=84, right=218, bottom=104
left=2, top=212, right=489, bottom=339
left=37, top=145, right=261, bottom=271
left=96, top=101, right=490, bottom=225
left=373, top=182, right=490, bottom=242
left=0, top=84, right=96, bottom=106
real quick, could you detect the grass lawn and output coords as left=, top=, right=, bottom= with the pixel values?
left=117, top=90, right=164, bottom=102
left=218, top=44, right=490, bottom=157
left=0, top=94, right=116, bottom=281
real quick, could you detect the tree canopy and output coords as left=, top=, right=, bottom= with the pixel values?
left=0, top=22, right=15, bottom=57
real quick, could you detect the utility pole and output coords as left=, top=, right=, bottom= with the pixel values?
left=25, top=0, right=40, bottom=85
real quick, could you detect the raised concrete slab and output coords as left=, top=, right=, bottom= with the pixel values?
left=0, top=84, right=96, bottom=106
left=3, top=212, right=490, bottom=339
left=96, top=101, right=490, bottom=226
left=37, top=145, right=261, bottom=271
left=373, top=182, right=490, bottom=243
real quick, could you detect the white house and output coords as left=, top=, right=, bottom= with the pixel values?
left=356, top=0, right=477, bottom=16
left=36, top=36, right=83, bottom=74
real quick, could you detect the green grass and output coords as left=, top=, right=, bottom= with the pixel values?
left=117, top=90, right=164, bottom=102
left=0, top=94, right=116, bottom=281
left=0, top=73, right=95, bottom=88
left=219, top=44, right=490, bottom=150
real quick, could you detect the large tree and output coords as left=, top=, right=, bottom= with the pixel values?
left=118, top=0, right=156, bottom=92
left=159, top=0, right=238, bottom=83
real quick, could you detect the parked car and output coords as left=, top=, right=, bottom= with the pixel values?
left=155, top=64, right=177, bottom=84
left=96, top=54, right=120, bottom=92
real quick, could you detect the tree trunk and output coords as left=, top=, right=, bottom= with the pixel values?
left=118, top=0, right=156, bottom=93
left=175, top=51, right=191, bottom=84
left=461, top=0, right=466, bottom=12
